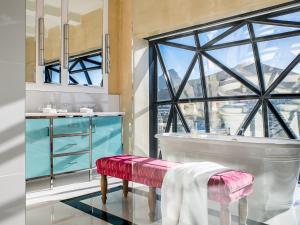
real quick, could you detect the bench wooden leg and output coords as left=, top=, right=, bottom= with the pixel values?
left=239, top=197, right=248, bottom=225
left=123, top=180, right=128, bottom=198
left=101, top=175, right=107, bottom=204
left=220, top=203, right=231, bottom=225
left=148, top=187, right=156, bottom=222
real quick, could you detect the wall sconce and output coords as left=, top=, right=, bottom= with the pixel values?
left=63, top=23, right=69, bottom=69
left=105, top=33, right=110, bottom=74
left=38, top=17, right=44, bottom=66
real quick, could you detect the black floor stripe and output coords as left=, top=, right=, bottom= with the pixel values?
left=61, top=185, right=267, bottom=225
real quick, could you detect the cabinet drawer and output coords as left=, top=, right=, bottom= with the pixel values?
left=53, top=117, right=89, bottom=135
left=53, top=153, right=90, bottom=174
left=53, top=136, right=89, bottom=154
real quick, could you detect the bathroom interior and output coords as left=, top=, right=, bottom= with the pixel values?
left=1, top=0, right=300, bottom=224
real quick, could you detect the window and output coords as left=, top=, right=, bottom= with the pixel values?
left=149, top=7, right=300, bottom=156
left=44, top=50, right=103, bottom=86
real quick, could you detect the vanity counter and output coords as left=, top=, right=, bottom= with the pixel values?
left=26, top=112, right=125, bottom=118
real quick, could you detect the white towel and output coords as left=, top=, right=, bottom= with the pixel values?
left=161, top=162, right=227, bottom=225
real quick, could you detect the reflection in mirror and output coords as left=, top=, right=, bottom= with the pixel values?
left=69, top=51, right=103, bottom=86
left=68, top=0, right=103, bottom=86
left=44, top=0, right=61, bottom=84
left=26, top=0, right=36, bottom=82
left=44, top=62, right=61, bottom=84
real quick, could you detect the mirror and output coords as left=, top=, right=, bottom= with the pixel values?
left=26, top=0, right=36, bottom=83
left=68, top=0, right=103, bottom=86
left=43, top=0, right=61, bottom=84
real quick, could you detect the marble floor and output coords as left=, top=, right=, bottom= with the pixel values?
left=26, top=178, right=300, bottom=225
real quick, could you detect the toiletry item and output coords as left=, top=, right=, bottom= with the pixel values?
left=42, top=108, right=57, bottom=114
left=57, top=109, right=68, bottom=113
left=80, top=107, right=93, bottom=114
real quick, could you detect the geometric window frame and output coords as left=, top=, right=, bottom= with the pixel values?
left=149, top=5, right=300, bottom=157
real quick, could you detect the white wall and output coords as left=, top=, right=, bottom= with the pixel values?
left=133, top=38, right=149, bottom=156
left=0, top=0, right=25, bottom=225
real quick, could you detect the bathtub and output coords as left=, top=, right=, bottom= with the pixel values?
left=156, top=133, right=300, bottom=221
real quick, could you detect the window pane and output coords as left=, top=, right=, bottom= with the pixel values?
left=270, top=99, right=300, bottom=138
left=257, top=36, right=300, bottom=88
left=202, top=55, right=254, bottom=97
left=244, top=107, right=264, bottom=137
left=268, top=107, right=288, bottom=138
left=179, top=103, right=205, bottom=131
left=157, top=57, right=171, bottom=101
left=180, top=60, right=203, bottom=99
left=69, top=61, right=82, bottom=71
left=176, top=113, right=186, bottom=133
left=273, top=63, right=300, bottom=94
left=88, top=70, right=102, bottom=86
left=214, top=25, right=250, bottom=45
left=208, top=100, right=258, bottom=135
left=157, top=105, right=171, bottom=134
left=70, top=72, right=89, bottom=85
left=90, top=55, right=102, bottom=62
left=253, top=23, right=299, bottom=38
left=199, top=27, right=231, bottom=45
left=159, top=44, right=195, bottom=94
left=44, top=64, right=60, bottom=84
left=83, top=60, right=100, bottom=68
left=207, top=44, right=259, bottom=89
left=167, top=35, right=196, bottom=47
left=271, top=11, right=300, bottom=22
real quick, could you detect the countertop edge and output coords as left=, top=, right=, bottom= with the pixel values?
left=25, top=112, right=125, bottom=118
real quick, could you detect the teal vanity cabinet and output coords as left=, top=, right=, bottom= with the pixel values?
left=26, top=119, right=50, bottom=179
left=25, top=115, right=123, bottom=183
left=52, top=117, right=90, bottom=174
left=92, top=116, right=123, bottom=167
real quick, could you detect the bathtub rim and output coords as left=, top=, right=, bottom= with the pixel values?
left=155, top=133, right=300, bottom=148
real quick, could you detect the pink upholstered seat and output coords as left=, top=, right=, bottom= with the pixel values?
left=96, top=154, right=254, bottom=203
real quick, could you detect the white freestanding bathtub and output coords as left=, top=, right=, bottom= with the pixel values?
left=156, top=133, right=300, bottom=221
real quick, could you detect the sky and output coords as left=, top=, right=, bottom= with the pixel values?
left=159, top=15, right=300, bottom=93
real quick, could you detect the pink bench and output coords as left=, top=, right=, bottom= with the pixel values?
left=96, top=155, right=254, bottom=225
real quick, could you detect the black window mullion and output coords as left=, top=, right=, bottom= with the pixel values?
left=69, top=59, right=79, bottom=72
left=175, top=104, right=190, bottom=133
left=155, top=44, right=176, bottom=99
left=264, top=53, right=300, bottom=96
left=267, top=100, right=297, bottom=139
left=236, top=100, right=262, bottom=135
left=82, top=57, right=102, bottom=66
left=172, top=106, right=177, bottom=132
left=175, top=54, right=198, bottom=99
left=165, top=105, right=174, bottom=132
left=69, top=75, right=79, bottom=84
left=262, top=100, right=269, bottom=137
left=149, top=43, right=158, bottom=158
left=157, top=41, right=196, bottom=52
left=202, top=22, right=245, bottom=48
left=248, top=18, right=300, bottom=28
left=202, top=51, right=261, bottom=95
left=195, top=32, right=210, bottom=132
left=254, top=29, right=300, bottom=43
left=79, top=60, right=92, bottom=85
left=247, top=22, right=265, bottom=94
